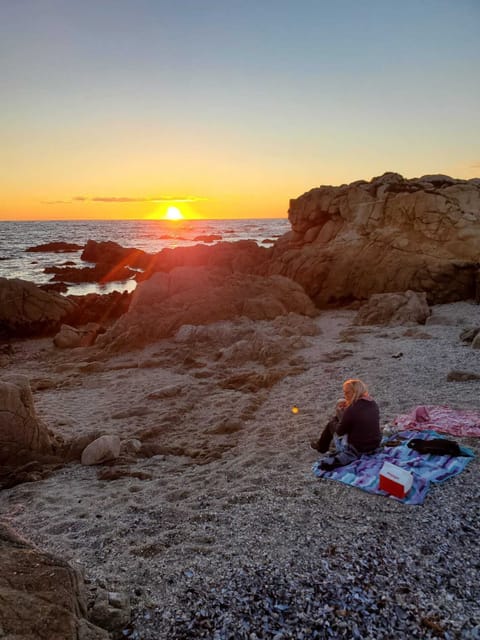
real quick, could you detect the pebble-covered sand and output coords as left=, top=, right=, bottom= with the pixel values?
left=1, top=302, right=479, bottom=639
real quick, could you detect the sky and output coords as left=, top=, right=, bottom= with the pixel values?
left=1, top=0, right=479, bottom=220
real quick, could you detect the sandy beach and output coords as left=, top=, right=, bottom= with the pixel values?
left=1, top=300, right=479, bottom=638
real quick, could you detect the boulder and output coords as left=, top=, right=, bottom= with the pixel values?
left=54, top=324, right=83, bottom=348
left=65, top=290, right=132, bottom=326
left=472, top=333, right=480, bottom=350
left=0, top=277, right=76, bottom=338
left=459, top=327, right=480, bottom=344
left=54, top=323, right=103, bottom=348
left=0, top=375, right=53, bottom=465
left=0, top=522, right=109, bottom=639
left=354, top=291, right=430, bottom=326
left=81, top=435, right=121, bottom=465
left=97, top=266, right=317, bottom=350
left=268, top=172, right=480, bottom=305
left=89, top=588, right=131, bottom=630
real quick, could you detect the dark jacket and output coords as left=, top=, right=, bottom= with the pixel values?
left=337, top=397, right=381, bottom=452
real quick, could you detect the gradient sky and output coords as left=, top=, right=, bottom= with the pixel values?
left=1, top=0, right=479, bottom=220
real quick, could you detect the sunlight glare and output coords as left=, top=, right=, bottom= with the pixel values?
left=165, top=206, right=184, bottom=221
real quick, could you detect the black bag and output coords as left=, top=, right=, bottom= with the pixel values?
left=407, top=438, right=467, bottom=457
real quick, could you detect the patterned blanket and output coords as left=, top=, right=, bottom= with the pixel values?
left=312, top=430, right=474, bottom=505
left=392, top=406, right=480, bottom=437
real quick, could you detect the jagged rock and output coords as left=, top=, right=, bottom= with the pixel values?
left=65, top=290, right=132, bottom=326
left=88, top=588, right=131, bottom=630
left=0, top=277, right=76, bottom=338
left=268, top=172, right=480, bottom=305
left=472, top=333, right=480, bottom=350
left=354, top=291, right=430, bottom=326
left=39, top=282, right=69, bottom=294
left=460, top=327, right=480, bottom=344
left=97, top=266, right=317, bottom=350
left=26, top=241, right=83, bottom=252
left=81, top=239, right=151, bottom=269
left=0, top=375, right=53, bottom=465
left=119, top=438, right=143, bottom=456
left=53, top=323, right=103, bottom=348
left=45, top=263, right=136, bottom=283
left=81, top=435, right=121, bottom=465
left=0, top=523, right=109, bottom=639
left=136, top=239, right=268, bottom=282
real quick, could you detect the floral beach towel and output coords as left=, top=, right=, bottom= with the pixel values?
left=312, top=430, right=474, bottom=505
left=392, top=406, right=480, bottom=438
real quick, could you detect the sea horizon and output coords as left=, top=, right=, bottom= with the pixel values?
left=0, top=217, right=290, bottom=296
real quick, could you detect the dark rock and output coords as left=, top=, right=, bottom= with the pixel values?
left=446, top=370, right=480, bottom=381
left=39, top=282, right=69, bottom=294
left=25, top=241, right=83, bottom=252
left=65, top=290, right=132, bottom=326
left=0, top=522, right=109, bottom=639
left=0, top=277, right=76, bottom=338
left=44, top=263, right=136, bottom=283
left=460, top=327, right=480, bottom=343
left=193, top=234, right=222, bottom=242
left=81, top=239, right=152, bottom=269
left=136, top=240, right=269, bottom=282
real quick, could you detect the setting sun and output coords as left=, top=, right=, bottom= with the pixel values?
left=165, top=206, right=184, bottom=221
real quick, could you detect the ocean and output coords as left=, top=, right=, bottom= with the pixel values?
left=0, top=218, right=290, bottom=295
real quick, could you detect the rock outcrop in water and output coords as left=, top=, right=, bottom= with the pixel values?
left=267, top=172, right=480, bottom=306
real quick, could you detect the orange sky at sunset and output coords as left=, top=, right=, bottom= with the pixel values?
left=1, top=2, right=479, bottom=221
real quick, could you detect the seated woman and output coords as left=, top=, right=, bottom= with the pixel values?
left=311, top=378, right=381, bottom=471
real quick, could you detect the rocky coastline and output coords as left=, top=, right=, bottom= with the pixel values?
left=1, top=172, right=479, bottom=639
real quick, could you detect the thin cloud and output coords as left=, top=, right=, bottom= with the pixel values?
left=42, top=199, right=73, bottom=204
left=471, top=163, right=480, bottom=169
left=45, top=195, right=206, bottom=204
left=90, top=197, right=146, bottom=203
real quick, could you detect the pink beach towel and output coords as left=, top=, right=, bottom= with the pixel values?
left=393, top=405, right=480, bottom=438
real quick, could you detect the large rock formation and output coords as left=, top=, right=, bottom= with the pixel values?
left=0, top=375, right=54, bottom=466
left=0, top=523, right=109, bottom=639
left=97, top=266, right=317, bottom=350
left=0, top=277, right=76, bottom=338
left=268, top=172, right=480, bottom=306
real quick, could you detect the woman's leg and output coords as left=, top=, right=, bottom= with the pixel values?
left=311, top=417, right=339, bottom=453
left=319, top=440, right=360, bottom=471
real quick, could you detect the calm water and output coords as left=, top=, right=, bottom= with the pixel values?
left=0, top=219, right=289, bottom=295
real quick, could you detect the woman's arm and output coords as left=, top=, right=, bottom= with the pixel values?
left=336, top=403, right=353, bottom=436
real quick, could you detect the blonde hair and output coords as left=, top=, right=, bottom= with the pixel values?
left=342, top=379, right=369, bottom=406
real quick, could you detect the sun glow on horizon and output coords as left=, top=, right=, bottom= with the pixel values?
left=164, top=206, right=184, bottom=221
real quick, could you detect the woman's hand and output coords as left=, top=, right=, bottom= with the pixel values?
left=335, top=398, right=346, bottom=419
